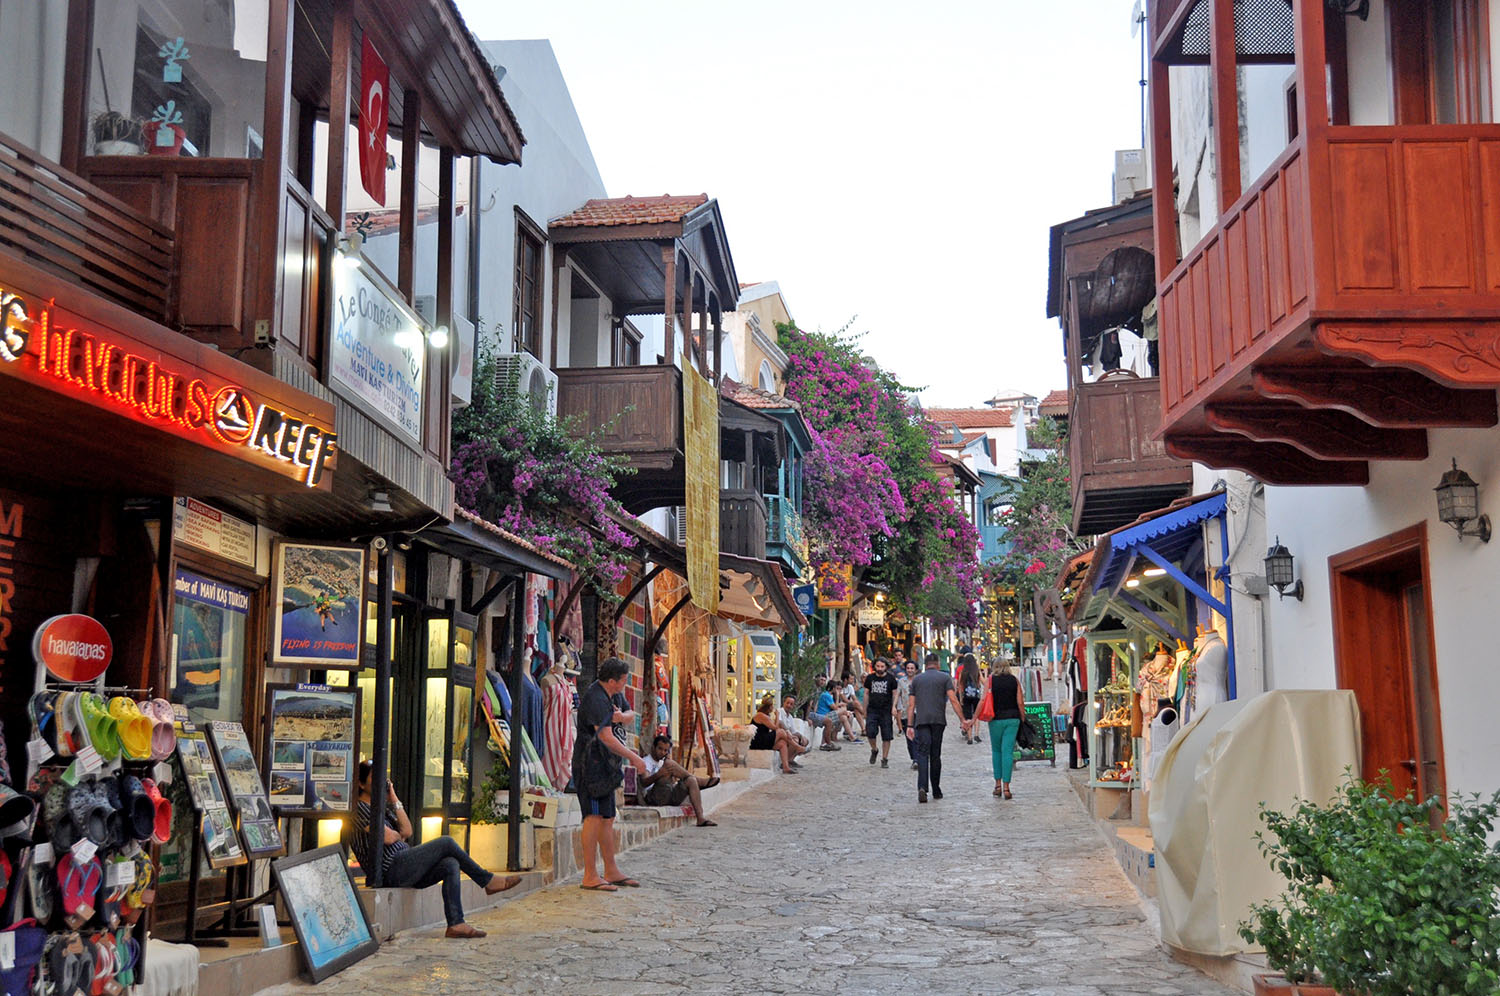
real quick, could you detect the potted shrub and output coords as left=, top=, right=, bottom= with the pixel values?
left=91, top=111, right=142, bottom=155
left=1239, top=773, right=1500, bottom=996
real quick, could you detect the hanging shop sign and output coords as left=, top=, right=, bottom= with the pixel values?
left=173, top=497, right=256, bottom=568
left=329, top=263, right=425, bottom=445
left=791, top=583, right=816, bottom=618
left=0, top=286, right=338, bottom=488
left=815, top=562, right=853, bottom=609
left=32, top=613, right=112, bottom=682
left=856, top=607, right=886, bottom=627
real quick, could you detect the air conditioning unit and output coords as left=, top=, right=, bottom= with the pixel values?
left=671, top=506, right=688, bottom=545
left=494, top=349, right=558, bottom=417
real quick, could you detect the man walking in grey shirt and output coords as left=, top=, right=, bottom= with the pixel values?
left=905, top=652, right=970, bottom=803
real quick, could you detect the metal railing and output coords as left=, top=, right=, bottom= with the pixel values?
left=765, top=495, right=807, bottom=568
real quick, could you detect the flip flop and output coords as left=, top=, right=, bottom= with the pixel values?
left=579, top=882, right=618, bottom=891
left=114, top=932, right=138, bottom=988
left=89, top=930, right=115, bottom=994
left=701, top=777, right=721, bottom=789
left=54, top=693, right=79, bottom=757
left=606, top=878, right=640, bottom=888
left=695, top=820, right=718, bottom=828
left=57, top=854, right=101, bottom=920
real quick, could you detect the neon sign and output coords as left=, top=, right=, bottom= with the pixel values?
left=0, top=286, right=337, bottom=487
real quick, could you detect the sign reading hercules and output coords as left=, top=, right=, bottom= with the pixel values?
left=0, top=287, right=337, bottom=488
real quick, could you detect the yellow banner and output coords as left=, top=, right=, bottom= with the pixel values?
left=682, top=355, right=720, bottom=613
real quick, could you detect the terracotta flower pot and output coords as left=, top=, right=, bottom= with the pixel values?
left=1251, top=974, right=1341, bottom=996
left=143, top=122, right=185, bottom=156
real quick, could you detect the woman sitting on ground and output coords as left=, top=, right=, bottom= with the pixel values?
left=751, top=697, right=801, bottom=774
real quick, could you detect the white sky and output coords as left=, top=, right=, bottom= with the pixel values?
left=458, top=0, right=1147, bottom=407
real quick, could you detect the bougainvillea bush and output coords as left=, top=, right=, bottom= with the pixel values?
left=777, top=321, right=981, bottom=624
left=984, top=416, right=1082, bottom=600
left=451, top=345, right=636, bottom=596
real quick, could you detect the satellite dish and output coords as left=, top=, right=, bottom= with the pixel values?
left=1131, top=0, right=1144, bottom=37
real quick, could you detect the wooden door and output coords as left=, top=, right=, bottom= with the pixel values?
left=1329, top=524, right=1447, bottom=804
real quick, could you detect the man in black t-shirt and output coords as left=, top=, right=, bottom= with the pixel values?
left=863, top=658, right=899, bottom=768
left=571, top=657, right=649, bottom=891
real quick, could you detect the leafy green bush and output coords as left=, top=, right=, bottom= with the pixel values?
left=1239, top=772, right=1500, bottom=995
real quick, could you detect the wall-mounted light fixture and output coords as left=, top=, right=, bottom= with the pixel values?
left=1264, top=538, right=1304, bottom=601
left=337, top=232, right=365, bottom=267
left=1435, top=458, right=1491, bottom=543
left=367, top=489, right=393, bottom=514
left=428, top=324, right=450, bottom=349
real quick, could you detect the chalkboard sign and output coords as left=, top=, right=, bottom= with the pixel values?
left=1015, top=701, right=1056, bottom=765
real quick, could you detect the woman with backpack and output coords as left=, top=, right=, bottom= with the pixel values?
left=957, top=651, right=983, bottom=744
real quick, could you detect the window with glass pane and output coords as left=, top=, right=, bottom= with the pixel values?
left=450, top=684, right=472, bottom=805
left=170, top=568, right=250, bottom=726
left=514, top=218, right=543, bottom=356
left=89, top=0, right=268, bottom=158
left=0, top=2, right=69, bottom=161
left=422, top=675, right=448, bottom=808
left=326, top=669, right=388, bottom=762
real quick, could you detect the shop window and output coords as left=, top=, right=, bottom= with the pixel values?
left=89, top=0, right=268, bottom=157
left=170, top=567, right=251, bottom=726
left=514, top=212, right=545, bottom=357
left=0, top=1, right=69, bottom=161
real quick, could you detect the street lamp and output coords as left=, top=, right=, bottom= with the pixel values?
left=1435, top=458, right=1491, bottom=543
left=1264, top=538, right=1303, bottom=601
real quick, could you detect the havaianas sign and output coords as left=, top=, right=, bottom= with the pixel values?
left=0, top=285, right=337, bottom=487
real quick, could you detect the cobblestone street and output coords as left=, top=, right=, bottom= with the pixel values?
left=263, top=730, right=1234, bottom=996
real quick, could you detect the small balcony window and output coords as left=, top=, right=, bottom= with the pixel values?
left=89, top=0, right=268, bottom=158
left=514, top=212, right=545, bottom=357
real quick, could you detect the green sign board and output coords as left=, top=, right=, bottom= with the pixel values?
left=1015, top=701, right=1056, bottom=764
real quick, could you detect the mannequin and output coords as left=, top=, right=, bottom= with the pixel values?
left=540, top=641, right=577, bottom=788
left=1191, top=629, right=1230, bottom=715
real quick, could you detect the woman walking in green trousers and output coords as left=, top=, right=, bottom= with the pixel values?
left=987, top=662, right=1027, bottom=799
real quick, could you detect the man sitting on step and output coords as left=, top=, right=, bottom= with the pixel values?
left=638, top=735, right=719, bottom=827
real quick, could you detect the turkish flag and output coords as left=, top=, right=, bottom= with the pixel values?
left=358, top=34, right=389, bottom=206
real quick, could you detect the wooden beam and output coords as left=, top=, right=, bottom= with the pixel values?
left=325, top=0, right=353, bottom=230
left=434, top=147, right=455, bottom=463
left=465, top=576, right=517, bottom=617
left=555, top=573, right=591, bottom=633
left=61, top=0, right=92, bottom=172
left=1150, top=57, right=1178, bottom=283
left=1206, top=401, right=1428, bottom=460
left=1253, top=365, right=1499, bottom=428
left=1317, top=322, right=1500, bottom=390
left=712, top=306, right=723, bottom=386
left=1209, top=0, right=1241, bottom=203
left=1165, top=433, right=1369, bottom=486
left=1293, top=0, right=1330, bottom=134
left=644, top=592, right=694, bottom=662
left=549, top=248, right=568, bottom=370
left=397, top=86, right=421, bottom=302
left=662, top=246, right=676, bottom=363
left=1115, top=591, right=1190, bottom=645
left=248, top=0, right=294, bottom=352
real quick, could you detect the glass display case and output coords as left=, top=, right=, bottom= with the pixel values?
left=1088, top=631, right=1139, bottom=788
left=747, top=631, right=782, bottom=713
left=718, top=635, right=747, bottom=725
left=420, top=602, right=477, bottom=826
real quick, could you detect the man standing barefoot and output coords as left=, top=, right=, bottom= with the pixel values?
left=572, top=657, right=649, bottom=891
left=905, top=652, right=969, bottom=803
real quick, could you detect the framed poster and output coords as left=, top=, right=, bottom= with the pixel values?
left=271, top=541, right=367, bottom=667
left=271, top=844, right=379, bottom=982
left=174, top=728, right=247, bottom=869
left=264, top=684, right=361, bottom=816
left=207, top=721, right=284, bottom=858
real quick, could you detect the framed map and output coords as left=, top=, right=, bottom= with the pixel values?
left=264, top=684, right=361, bottom=816
left=272, top=844, right=378, bottom=981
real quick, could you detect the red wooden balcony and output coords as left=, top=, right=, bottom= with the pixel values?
left=1157, top=126, right=1500, bottom=485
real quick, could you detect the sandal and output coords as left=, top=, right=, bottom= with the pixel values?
left=1004, top=789, right=1013, bottom=800
left=605, top=878, right=639, bottom=888
left=579, top=882, right=617, bottom=892
left=993, top=786, right=1004, bottom=796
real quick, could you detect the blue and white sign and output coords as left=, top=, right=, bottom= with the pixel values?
left=792, top=583, right=816, bottom=618
left=329, top=262, right=425, bottom=444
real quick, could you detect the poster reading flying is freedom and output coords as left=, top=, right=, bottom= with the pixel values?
left=265, top=684, right=361, bottom=816
left=272, top=542, right=366, bottom=668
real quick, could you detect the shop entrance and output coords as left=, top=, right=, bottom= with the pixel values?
left=1329, top=524, right=1447, bottom=805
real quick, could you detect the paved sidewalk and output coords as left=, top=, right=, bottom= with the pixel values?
left=260, top=728, right=1236, bottom=995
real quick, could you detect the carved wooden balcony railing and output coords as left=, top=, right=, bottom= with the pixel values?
left=1157, top=125, right=1500, bottom=485
left=1070, top=374, right=1193, bottom=535
left=720, top=489, right=768, bottom=560
left=556, top=364, right=686, bottom=513
left=0, top=132, right=173, bottom=320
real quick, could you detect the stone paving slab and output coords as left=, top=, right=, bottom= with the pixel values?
left=259, top=730, right=1236, bottom=996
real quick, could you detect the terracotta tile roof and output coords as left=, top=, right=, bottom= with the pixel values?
left=961, top=430, right=988, bottom=445
left=924, top=407, right=1013, bottom=429
left=551, top=194, right=709, bottom=229
left=454, top=508, right=575, bottom=571
left=1039, top=389, right=1070, bottom=413
left=719, top=376, right=799, bottom=412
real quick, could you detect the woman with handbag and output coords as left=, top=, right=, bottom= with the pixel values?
left=958, top=653, right=983, bottom=744
left=572, top=657, right=649, bottom=892
left=985, top=661, right=1027, bottom=799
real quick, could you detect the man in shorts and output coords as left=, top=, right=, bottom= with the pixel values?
left=571, top=657, right=649, bottom=891
left=862, top=658, right=899, bottom=768
left=638, top=735, right=718, bottom=827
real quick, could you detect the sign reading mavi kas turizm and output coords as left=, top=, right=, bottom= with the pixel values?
left=329, top=263, right=425, bottom=443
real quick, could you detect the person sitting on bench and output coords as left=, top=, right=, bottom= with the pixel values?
left=638, top=735, right=719, bottom=826
left=353, top=760, right=521, bottom=938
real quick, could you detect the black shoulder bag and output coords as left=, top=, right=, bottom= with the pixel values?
left=581, top=733, right=624, bottom=797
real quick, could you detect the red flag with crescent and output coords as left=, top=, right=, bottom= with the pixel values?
left=358, top=34, right=389, bottom=205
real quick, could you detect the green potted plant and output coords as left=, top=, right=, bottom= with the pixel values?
left=91, top=110, right=143, bottom=155
left=1239, top=772, right=1500, bottom=996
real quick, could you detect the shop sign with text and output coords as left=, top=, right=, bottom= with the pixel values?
left=33, top=613, right=112, bottom=682
left=0, top=286, right=337, bottom=488
left=329, top=263, right=425, bottom=444
left=174, top=498, right=256, bottom=568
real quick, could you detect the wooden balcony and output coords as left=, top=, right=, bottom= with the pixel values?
left=765, top=494, right=807, bottom=577
left=1156, top=125, right=1500, bottom=485
left=0, top=134, right=173, bottom=320
left=1070, top=375, right=1193, bottom=536
left=556, top=364, right=685, bottom=513
left=719, top=489, right=768, bottom=560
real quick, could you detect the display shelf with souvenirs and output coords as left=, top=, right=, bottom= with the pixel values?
left=1087, top=632, right=1139, bottom=789
left=18, top=614, right=187, bottom=996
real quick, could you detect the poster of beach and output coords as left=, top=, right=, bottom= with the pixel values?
left=272, top=542, right=366, bottom=667
left=265, top=684, right=362, bottom=815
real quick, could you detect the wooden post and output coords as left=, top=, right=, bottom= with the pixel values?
left=1294, top=0, right=1330, bottom=136
left=433, top=148, right=455, bottom=463
left=697, top=296, right=709, bottom=379
left=368, top=543, right=394, bottom=886
left=506, top=581, right=525, bottom=871
left=247, top=0, right=293, bottom=359
left=61, top=0, right=92, bottom=172
left=325, top=0, right=353, bottom=230
left=662, top=246, right=677, bottom=363
left=1209, top=0, right=1241, bottom=205
left=398, top=87, right=421, bottom=302
left=712, top=305, right=723, bottom=385
left=549, top=248, right=567, bottom=369
left=1149, top=58, right=1178, bottom=284
left=682, top=264, right=695, bottom=368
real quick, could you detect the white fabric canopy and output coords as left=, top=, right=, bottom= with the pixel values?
left=1149, top=689, right=1361, bottom=955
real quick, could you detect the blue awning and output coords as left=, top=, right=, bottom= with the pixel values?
left=1093, top=492, right=1226, bottom=593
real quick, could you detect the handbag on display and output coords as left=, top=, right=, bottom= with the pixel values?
left=1016, top=719, right=1038, bottom=750
left=580, top=736, right=623, bottom=798
left=974, top=685, right=995, bottom=723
